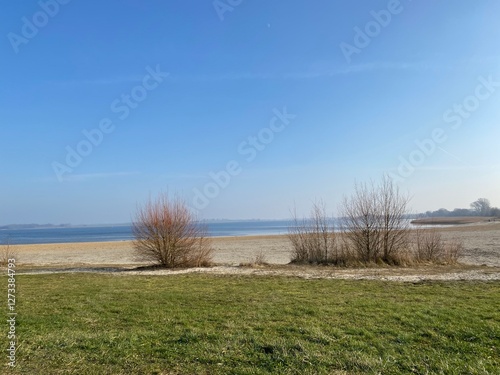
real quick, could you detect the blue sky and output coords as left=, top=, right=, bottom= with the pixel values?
left=1, top=0, right=499, bottom=225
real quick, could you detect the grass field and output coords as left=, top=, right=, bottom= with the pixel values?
left=4, top=274, right=500, bottom=374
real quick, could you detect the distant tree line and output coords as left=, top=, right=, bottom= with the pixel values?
left=0, top=223, right=72, bottom=230
left=424, top=198, right=500, bottom=218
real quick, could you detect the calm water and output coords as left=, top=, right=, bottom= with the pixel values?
left=0, top=220, right=294, bottom=245
left=0, top=219, right=425, bottom=245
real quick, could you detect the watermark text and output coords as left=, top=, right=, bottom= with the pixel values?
left=6, top=259, right=16, bottom=368
left=8, top=0, right=73, bottom=54
left=192, top=107, right=296, bottom=209
left=52, top=64, right=168, bottom=182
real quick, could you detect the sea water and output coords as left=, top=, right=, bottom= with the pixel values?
left=0, top=220, right=294, bottom=245
left=0, top=219, right=423, bottom=245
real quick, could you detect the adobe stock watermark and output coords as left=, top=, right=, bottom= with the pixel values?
left=7, top=0, right=73, bottom=54
left=339, top=0, right=408, bottom=64
left=52, top=65, right=169, bottom=182
left=389, top=74, right=500, bottom=182
left=213, top=0, right=243, bottom=21
left=192, top=107, right=297, bottom=210
left=6, top=259, right=17, bottom=368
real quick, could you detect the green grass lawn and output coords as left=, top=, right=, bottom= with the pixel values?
left=4, top=274, right=500, bottom=374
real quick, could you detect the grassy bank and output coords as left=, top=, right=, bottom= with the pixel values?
left=5, top=274, right=500, bottom=374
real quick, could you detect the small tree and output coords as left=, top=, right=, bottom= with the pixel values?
left=470, top=198, right=491, bottom=216
left=377, top=175, right=411, bottom=262
left=132, top=194, right=213, bottom=268
left=339, top=176, right=411, bottom=263
left=339, top=180, right=381, bottom=262
left=288, top=201, right=337, bottom=264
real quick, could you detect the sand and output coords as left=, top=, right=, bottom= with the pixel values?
left=8, top=222, right=500, bottom=281
left=9, top=235, right=291, bottom=268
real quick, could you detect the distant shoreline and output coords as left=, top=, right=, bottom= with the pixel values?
left=411, top=216, right=499, bottom=225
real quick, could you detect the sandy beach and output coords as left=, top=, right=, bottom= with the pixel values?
left=8, top=222, right=500, bottom=281
left=10, top=234, right=293, bottom=268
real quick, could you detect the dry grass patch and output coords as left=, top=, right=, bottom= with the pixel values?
left=0, top=242, right=17, bottom=267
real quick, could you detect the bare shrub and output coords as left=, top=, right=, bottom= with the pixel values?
left=253, top=250, right=267, bottom=265
left=414, top=228, right=444, bottom=262
left=339, top=176, right=411, bottom=264
left=132, top=194, right=213, bottom=268
left=0, top=242, right=16, bottom=267
left=339, top=181, right=380, bottom=262
left=377, top=176, right=411, bottom=262
left=443, top=241, right=462, bottom=264
left=412, top=228, right=463, bottom=264
left=288, top=202, right=338, bottom=264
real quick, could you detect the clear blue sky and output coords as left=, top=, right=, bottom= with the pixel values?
left=1, top=0, right=499, bottom=225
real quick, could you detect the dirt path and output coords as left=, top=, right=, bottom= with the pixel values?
left=16, top=264, right=500, bottom=282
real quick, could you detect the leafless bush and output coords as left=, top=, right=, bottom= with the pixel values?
left=132, top=194, right=213, bottom=268
left=288, top=202, right=339, bottom=264
left=339, top=176, right=411, bottom=264
left=414, top=228, right=444, bottom=262
left=0, top=242, right=16, bottom=267
left=412, top=228, right=463, bottom=264
left=253, top=250, right=267, bottom=265
left=339, top=181, right=380, bottom=262
left=443, top=241, right=462, bottom=264
left=377, top=176, right=412, bottom=262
